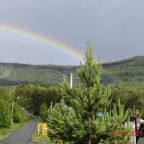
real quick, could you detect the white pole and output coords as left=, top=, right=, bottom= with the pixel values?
left=70, top=73, right=73, bottom=89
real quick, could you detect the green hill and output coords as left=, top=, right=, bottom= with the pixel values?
left=103, top=56, right=144, bottom=90
left=0, top=56, right=143, bottom=89
left=0, top=63, right=78, bottom=85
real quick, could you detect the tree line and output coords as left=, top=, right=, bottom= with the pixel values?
left=0, top=88, right=28, bottom=128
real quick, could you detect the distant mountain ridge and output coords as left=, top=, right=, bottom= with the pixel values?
left=103, top=56, right=144, bottom=90
left=0, top=56, right=143, bottom=87
left=0, top=62, right=78, bottom=85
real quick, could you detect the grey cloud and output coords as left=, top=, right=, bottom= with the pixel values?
left=0, top=0, right=144, bottom=64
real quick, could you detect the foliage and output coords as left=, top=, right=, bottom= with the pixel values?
left=47, top=45, right=131, bottom=144
left=91, top=99, right=131, bottom=144
left=0, top=63, right=77, bottom=85
left=40, top=103, right=48, bottom=122
left=32, top=133, right=50, bottom=143
left=13, top=103, right=27, bottom=123
left=104, top=56, right=144, bottom=90
left=0, top=87, right=28, bottom=128
left=0, top=99, right=11, bottom=128
left=110, top=86, right=144, bottom=117
left=15, top=84, right=61, bottom=115
left=47, top=99, right=86, bottom=144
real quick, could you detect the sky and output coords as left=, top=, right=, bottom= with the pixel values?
left=0, top=0, right=144, bottom=65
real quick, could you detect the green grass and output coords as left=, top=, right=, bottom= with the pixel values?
left=0, top=123, right=24, bottom=141
left=32, top=133, right=50, bottom=143
left=32, top=132, right=64, bottom=143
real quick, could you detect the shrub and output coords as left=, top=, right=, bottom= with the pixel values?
left=0, top=99, right=11, bottom=128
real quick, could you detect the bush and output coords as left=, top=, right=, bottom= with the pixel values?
left=0, top=99, right=11, bottom=128
left=13, top=104, right=27, bottom=123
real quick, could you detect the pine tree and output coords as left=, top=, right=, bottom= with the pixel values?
left=61, top=43, right=111, bottom=144
left=92, top=99, right=131, bottom=144
left=47, top=99, right=86, bottom=143
left=47, top=44, right=131, bottom=144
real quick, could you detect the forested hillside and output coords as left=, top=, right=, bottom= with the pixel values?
left=0, top=63, right=77, bottom=85
left=104, top=56, right=144, bottom=91
left=0, top=56, right=143, bottom=89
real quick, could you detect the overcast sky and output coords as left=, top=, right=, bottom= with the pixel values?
left=0, top=0, right=144, bottom=65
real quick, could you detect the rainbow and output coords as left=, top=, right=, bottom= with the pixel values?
left=0, top=23, right=84, bottom=60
